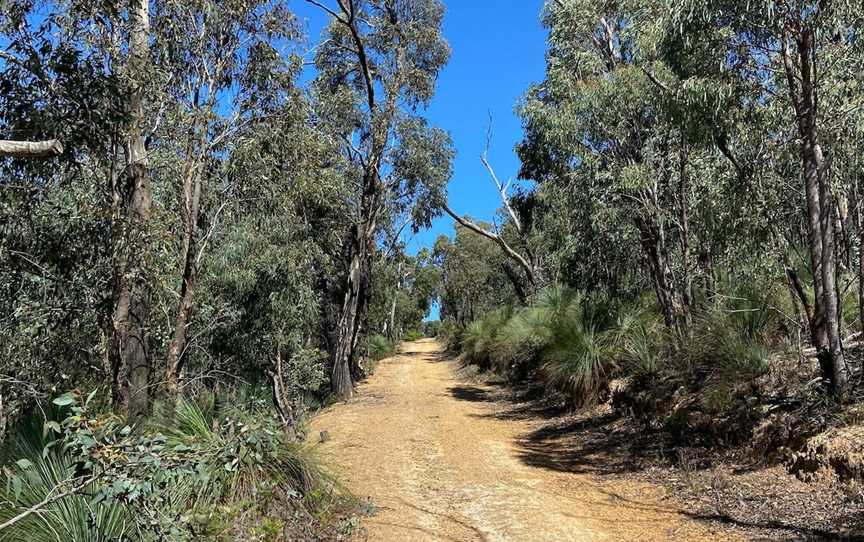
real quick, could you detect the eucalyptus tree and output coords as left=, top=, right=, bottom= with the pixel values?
left=521, top=0, right=701, bottom=337
left=306, top=0, right=452, bottom=399
left=0, top=0, right=157, bottom=417
left=663, top=0, right=864, bottom=396
left=371, top=247, right=440, bottom=339
left=153, top=0, right=302, bottom=397
left=433, top=226, right=517, bottom=326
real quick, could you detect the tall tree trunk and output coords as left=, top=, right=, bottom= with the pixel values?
left=784, top=26, right=847, bottom=396
left=332, top=179, right=379, bottom=400
left=112, top=0, right=153, bottom=418
left=857, top=179, right=864, bottom=333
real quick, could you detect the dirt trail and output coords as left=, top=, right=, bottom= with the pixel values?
left=311, top=340, right=736, bottom=541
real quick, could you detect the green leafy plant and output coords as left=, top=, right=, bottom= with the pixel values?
left=0, top=391, right=342, bottom=541
left=368, top=335, right=397, bottom=362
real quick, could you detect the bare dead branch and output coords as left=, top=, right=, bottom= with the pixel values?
left=443, top=204, right=535, bottom=285
left=0, top=139, right=64, bottom=159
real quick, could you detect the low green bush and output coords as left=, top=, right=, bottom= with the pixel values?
left=452, top=283, right=777, bottom=412
left=421, top=321, right=442, bottom=337
left=437, top=320, right=464, bottom=352
left=402, top=329, right=425, bottom=342
left=367, top=334, right=397, bottom=361
left=0, top=391, right=345, bottom=541
left=455, top=288, right=620, bottom=405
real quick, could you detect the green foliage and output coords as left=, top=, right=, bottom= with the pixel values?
left=421, top=320, right=442, bottom=337
left=451, top=282, right=780, bottom=410
left=0, top=416, right=133, bottom=542
left=434, top=228, right=518, bottom=327
left=0, top=0, right=454, bottom=431
left=402, top=330, right=425, bottom=342
left=367, top=335, right=397, bottom=362
left=0, top=391, right=340, bottom=541
left=456, top=288, right=619, bottom=406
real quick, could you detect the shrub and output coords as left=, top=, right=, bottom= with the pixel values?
left=530, top=288, right=617, bottom=406
left=437, top=320, right=463, bottom=352
left=612, top=307, right=665, bottom=378
left=456, top=288, right=619, bottom=406
left=0, top=391, right=343, bottom=541
left=402, top=329, right=425, bottom=342
left=367, top=335, right=396, bottom=361
left=461, top=309, right=511, bottom=370
left=0, top=415, right=134, bottom=542
left=421, top=320, right=442, bottom=337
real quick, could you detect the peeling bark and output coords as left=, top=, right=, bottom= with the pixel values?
left=112, top=0, right=153, bottom=418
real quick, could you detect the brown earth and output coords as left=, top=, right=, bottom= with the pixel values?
left=310, top=339, right=740, bottom=541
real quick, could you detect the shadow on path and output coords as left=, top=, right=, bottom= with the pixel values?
left=445, top=371, right=864, bottom=541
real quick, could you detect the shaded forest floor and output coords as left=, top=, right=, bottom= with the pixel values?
left=309, top=340, right=744, bottom=541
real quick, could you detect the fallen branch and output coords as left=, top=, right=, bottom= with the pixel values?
left=0, top=475, right=93, bottom=531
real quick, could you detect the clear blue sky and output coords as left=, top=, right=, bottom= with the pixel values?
left=292, top=1, right=549, bottom=319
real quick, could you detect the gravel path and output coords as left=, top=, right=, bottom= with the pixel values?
left=310, top=339, right=739, bottom=541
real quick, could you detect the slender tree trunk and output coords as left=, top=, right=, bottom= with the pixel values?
left=0, top=392, right=6, bottom=445
left=165, top=132, right=206, bottom=397
left=387, top=267, right=400, bottom=341
left=784, top=27, right=847, bottom=396
left=836, top=194, right=852, bottom=270
left=678, top=135, right=693, bottom=331
left=502, top=262, right=529, bottom=304
left=698, top=243, right=716, bottom=302
left=635, top=215, right=681, bottom=338
left=857, top=181, right=864, bottom=333
left=112, top=0, right=152, bottom=418
left=270, top=349, right=296, bottom=438
left=818, top=157, right=847, bottom=395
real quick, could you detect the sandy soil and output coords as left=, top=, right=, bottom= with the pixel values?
left=310, top=339, right=739, bottom=541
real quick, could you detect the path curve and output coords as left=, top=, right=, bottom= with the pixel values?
left=311, top=339, right=736, bottom=541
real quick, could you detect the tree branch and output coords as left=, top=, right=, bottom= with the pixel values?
left=0, top=139, right=64, bottom=159
left=641, top=66, right=670, bottom=93
left=481, top=115, right=523, bottom=233
left=443, top=204, right=535, bottom=285
left=302, top=0, right=347, bottom=23
left=0, top=476, right=94, bottom=532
